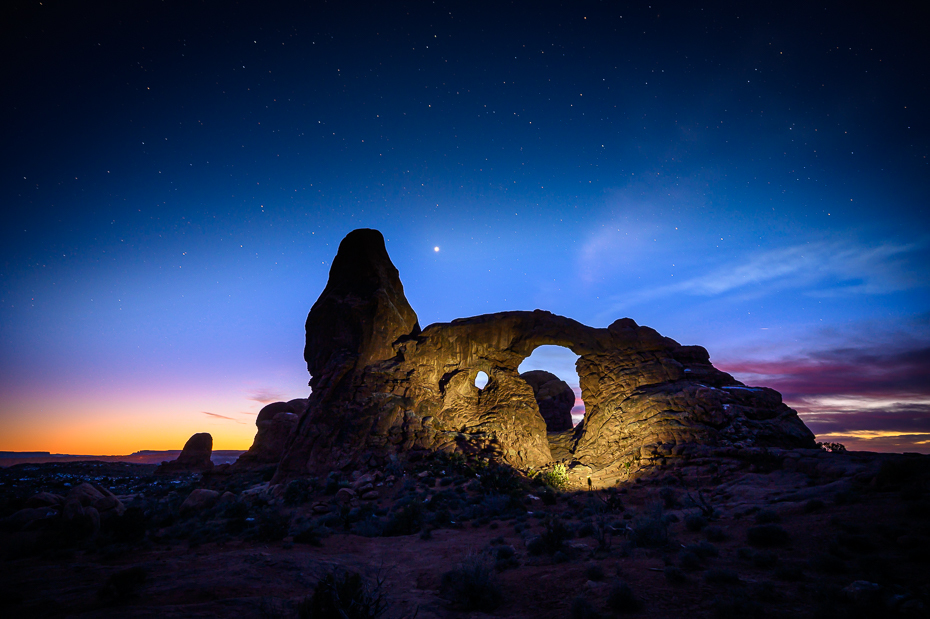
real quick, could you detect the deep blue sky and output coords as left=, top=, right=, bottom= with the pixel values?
left=2, top=0, right=928, bottom=454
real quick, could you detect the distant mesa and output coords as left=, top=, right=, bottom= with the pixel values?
left=220, top=228, right=813, bottom=487
left=155, top=432, right=214, bottom=474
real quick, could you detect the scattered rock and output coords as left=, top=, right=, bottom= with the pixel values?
left=180, top=489, right=221, bottom=514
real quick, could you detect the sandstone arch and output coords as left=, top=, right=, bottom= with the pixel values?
left=272, top=229, right=815, bottom=487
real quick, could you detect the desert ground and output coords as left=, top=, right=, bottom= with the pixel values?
left=1, top=447, right=928, bottom=618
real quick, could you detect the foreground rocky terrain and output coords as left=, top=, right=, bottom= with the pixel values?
left=1, top=447, right=928, bottom=618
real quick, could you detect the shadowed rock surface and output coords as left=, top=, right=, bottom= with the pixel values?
left=521, top=370, right=576, bottom=432
left=274, top=229, right=815, bottom=487
left=232, top=400, right=306, bottom=468
left=155, top=433, right=214, bottom=474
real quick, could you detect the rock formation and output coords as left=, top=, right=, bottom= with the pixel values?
left=271, top=228, right=815, bottom=487
left=521, top=370, right=576, bottom=432
left=155, top=432, right=214, bottom=474
left=233, top=400, right=305, bottom=467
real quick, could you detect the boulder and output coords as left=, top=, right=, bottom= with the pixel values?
left=268, top=229, right=815, bottom=488
left=66, top=482, right=125, bottom=517
left=521, top=370, right=576, bottom=432
left=233, top=402, right=301, bottom=468
left=180, top=489, right=221, bottom=514
left=25, top=492, right=64, bottom=509
left=155, top=432, right=214, bottom=474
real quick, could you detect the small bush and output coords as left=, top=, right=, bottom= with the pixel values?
left=571, top=595, right=603, bottom=619
left=383, top=500, right=423, bottom=536
left=751, top=550, right=778, bottom=569
left=293, top=526, right=323, bottom=546
left=584, top=563, right=606, bottom=581
left=685, top=541, right=719, bottom=559
left=664, top=565, right=687, bottom=584
left=542, top=463, right=569, bottom=491
left=98, top=566, right=147, bottom=601
left=439, top=554, right=503, bottom=611
left=705, top=568, right=740, bottom=585
left=754, top=509, right=780, bottom=524
left=630, top=506, right=668, bottom=548
left=679, top=550, right=702, bottom=571
left=817, top=441, right=847, bottom=453
left=297, top=569, right=389, bottom=619
left=528, top=517, right=572, bottom=555
left=705, top=525, right=728, bottom=542
left=747, top=524, right=789, bottom=547
left=606, top=580, right=641, bottom=613
left=684, top=513, right=708, bottom=532
left=659, top=487, right=679, bottom=508
left=284, top=479, right=314, bottom=506
left=804, top=499, right=825, bottom=513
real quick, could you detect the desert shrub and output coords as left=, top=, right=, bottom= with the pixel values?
left=284, top=479, right=314, bottom=506
left=685, top=512, right=708, bottom=532
left=808, top=553, right=846, bottom=574
left=439, top=554, right=503, bottom=611
left=553, top=550, right=569, bottom=563
left=679, top=550, right=702, bottom=571
left=804, top=499, right=825, bottom=513
left=817, top=441, right=847, bottom=453
left=246, top=508, right=290, bottom=542
left=664, top=565, right=687, bottom=584
left=570, top=595, right=602, bottom=619
left=542, top=463, right=569, bottom=491
left=98, top=565, right=147, bottom=601
left=705, top=568, right=740, bottom=585
left=297, top=569, right=390, bottom=619
left=383, top=500, right=423, bottom=536
left=754, top=509, right=780, bottom=524
left=293, top=526, right=323, bottom=546
left=747, top=524, right=789, bottom=547
left=773, top=563, right=805, bottom=581
left=685, top=540, right=719, bottom=558
left=659, top=486, right=679, bottom=508
left=352, top=515, right=385, bottom=538
left=630, top=506, right=668, bottom=548
left=540, top=487, right=558, bottom=505
left=577, top=522, right=596, bottom=538
left=606, top=581, right=641, bottom=613
left=705, top=525, right=728, bottom=542
left=584, top=563, right=606, bottom=581
left=488, top=544, right=519, bottom=571
left=751, top=550, right=778, bottom=569
left=259, top=596, right=289, bottom=619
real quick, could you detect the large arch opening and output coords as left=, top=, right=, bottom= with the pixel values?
left=517, top=345, right=585, bottom=430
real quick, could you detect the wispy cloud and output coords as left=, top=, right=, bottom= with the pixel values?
left=246, top=388, right=285, bottom=404
left=201, top=411, right=245, bottom=424
left=598, top=238, right=926, bottom=315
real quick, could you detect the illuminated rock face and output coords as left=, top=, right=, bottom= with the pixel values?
left=274, top=229, right=816, bottom=486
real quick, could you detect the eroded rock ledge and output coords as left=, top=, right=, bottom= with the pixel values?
left=268, top=228, right=814, bottom=487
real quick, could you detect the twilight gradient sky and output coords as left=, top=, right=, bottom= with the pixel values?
left=1, top=1, right=928, bottom=455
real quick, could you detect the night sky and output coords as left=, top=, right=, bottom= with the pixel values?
left=2, top=1, right=928, bottom=455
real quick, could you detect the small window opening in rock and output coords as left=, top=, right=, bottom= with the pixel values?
left=474, top=371, right=489, bottom=390
left=518, top=345, right=584, bottom=429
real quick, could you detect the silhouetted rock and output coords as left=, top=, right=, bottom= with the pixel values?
left=233, top=401, right=302, bottom=468
left=521, top=370, right=575, bottom=432
left=272, top=229, right=816, bottom=487
left=155, top=432, right=214, bottom=474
